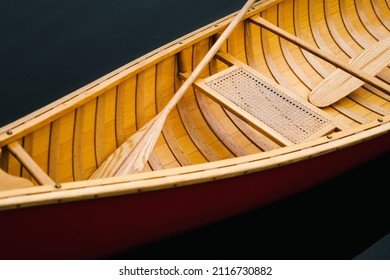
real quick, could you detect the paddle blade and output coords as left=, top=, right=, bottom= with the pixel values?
left=90, top=115, right=166, bottom=179
left=309, top=38, right=390, bottom=107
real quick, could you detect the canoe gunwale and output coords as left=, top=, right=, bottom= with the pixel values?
left=0, top=116, right=389, bottom=210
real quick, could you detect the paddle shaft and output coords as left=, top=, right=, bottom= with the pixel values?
left=91, top=0, right=257, bottom=177
left=161, top=0, right=257, bottom=116
left=250, top=16, right=390, bottom=95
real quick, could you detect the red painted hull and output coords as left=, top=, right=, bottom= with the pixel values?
left=0, top=133, right=389, bottom=260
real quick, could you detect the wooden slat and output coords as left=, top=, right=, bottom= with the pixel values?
left=73, top=106, right=85, bottom=181
left=7, top=141, right=55, bottom=185
left=49, top=118, right=60, bottom=181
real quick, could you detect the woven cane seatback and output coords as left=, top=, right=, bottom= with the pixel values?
left=203, top=66, right=334, bottom=145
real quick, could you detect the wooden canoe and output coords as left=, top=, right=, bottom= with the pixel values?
left=0, top=0, right=389, bottom=259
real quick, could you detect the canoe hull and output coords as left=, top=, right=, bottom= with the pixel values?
left=1, top=132, right=389, bottom=260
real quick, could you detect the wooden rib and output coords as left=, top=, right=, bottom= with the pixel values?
left=21, top=134, right=34, bottom=182
left=244, top=20, right=260, bottom=70
left=95, top=95, right=106, bottom=167
left=0, top=147, right=8, bottom=171
left=225, top=111, right=279, bottom=151
left=332, top=103, right=371, bottom=124
left=195, top=90, right=249, bottom=157
left=118, top=77, right=138, bottom=139
left=193, top=37, right=248, bottom=157
left=7, top=141, right=54, bottom=185
left=356, top=0, right=389, bottom=40
left=177, top=90, right=221, bottom=162
left=136, top=67, right=163, bottom=171
left=277, top=1, right=315, bottom=98
left=156, top=56, right=191, bottom=167
left=371, top=0, right=390, bottom=30
left=259, top=10, right=297, bottom=92
left=324, top=0, right=358, bottom=57
left=177, top=41, right=224, bottom=161
left=343, top=0, right=379, bottom=45
left=73, top=106, right=85, bottom=181
left=294, top=0, right=335, bottom=77
left=49, top=118, right=60, bottom=181
left=115, top=85, right=126, bottom=147
left=51, top=111, right=77, bottom=182
left=348, top=91, right=390, bottom=116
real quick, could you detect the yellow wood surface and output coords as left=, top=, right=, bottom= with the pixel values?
left=0, top=0, right=389, bottom=209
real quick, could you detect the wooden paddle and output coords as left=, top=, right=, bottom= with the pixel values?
left=250, top=16, right=390, bottom=102
left=90, top=0, right=257, bottom=179
left=309, top=38, right=390, bottom=107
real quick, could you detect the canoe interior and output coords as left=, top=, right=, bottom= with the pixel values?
left=0, top=0, right=389, bottom=199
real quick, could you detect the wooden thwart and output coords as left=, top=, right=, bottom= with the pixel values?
left=309, top=38, right=390, bottom=107
left=7, top=141, right=55, bottom=185
left=194, top=65, right=335, bottom=146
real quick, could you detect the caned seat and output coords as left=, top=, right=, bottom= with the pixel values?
left=196, top=65, right=335, bottom=146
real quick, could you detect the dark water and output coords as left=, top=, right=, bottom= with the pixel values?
left=1, top=1, right=389, bottom=260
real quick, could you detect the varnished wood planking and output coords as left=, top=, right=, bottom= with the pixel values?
left=227, top=22, right=248, bottom=64
left=7, top=141, right=54, bottom=185
left=79, top=99, right=98, bottom=179
left=155, top=56, right=189, bottom=168
left=260, top=9, right=298, bottom=91
left=195, top=91, right=248, bottom=157
left=135, top=66, right=162, bottom=171
left=371, top=0, right=390, bottom=30
left=118, top=77, right=138, bottom=139
left=21, top=134, right=34, bottom=183
left=29, top=125, right=51, bottom=178
left=49, top=111, right=75, bottom=182
left=309, top=0, right=346, bottom=59
left=225, top=111, right=280, bottom=152
left=324, top=0, right=361, bottom=57
left=356, top=0, right=389, bottom=40
left=178, top=40, right=225, bottom=162
left=73, top=106, right=85, bottom=181
left=341, top=0, right=378, bottom=46
left=294, top=0, right=335, bottom=78
left=95, top=87, right=117, bottom=167
left=277, top=1, right=316, bottom=98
